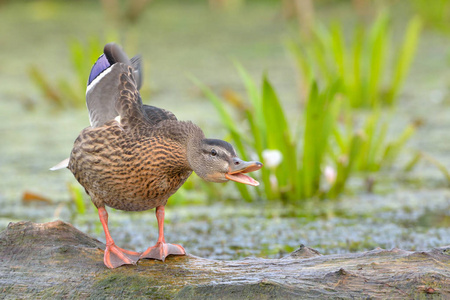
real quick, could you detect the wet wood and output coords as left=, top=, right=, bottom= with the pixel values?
left=1, top=220, right=449, bottom=299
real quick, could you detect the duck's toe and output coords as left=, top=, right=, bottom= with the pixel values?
left=139, top=242, right=185, bottom=261
left=104, top=244, right=141, bottom=269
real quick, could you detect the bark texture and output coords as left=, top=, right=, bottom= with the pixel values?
left=0, top=220, right=449, bottom=299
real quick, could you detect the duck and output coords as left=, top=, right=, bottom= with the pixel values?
left=52, top=43, right=263, bottom=269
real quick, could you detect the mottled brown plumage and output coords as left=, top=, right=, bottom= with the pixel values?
left=69, top=118, right=201, bottom=211
left=57, top=43, right=262, bottom=268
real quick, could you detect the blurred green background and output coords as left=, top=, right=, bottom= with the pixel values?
left=1, top=0, right=450, bottom=259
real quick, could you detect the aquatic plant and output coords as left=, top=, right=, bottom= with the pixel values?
left=411, top=0, right=450, bottom=34
left=194, top=64, right=418, bottom=202
left=333, top=108, right=419, bottom=170
left=29, top=37, right=105, bottom=108
left=29, top=0, right=153, bottom=109
left=410, top=152, right=450, bottom=186
left=287, top=12, right=422, bottom=108
left=193, top=65, right=346, bottom=202
left=66, top=182, right=93, bottom=221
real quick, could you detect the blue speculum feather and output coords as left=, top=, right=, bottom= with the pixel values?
left=87, top=54, right=111, bottom=86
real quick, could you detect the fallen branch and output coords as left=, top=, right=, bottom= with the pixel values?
left=0, top=221, right=449, bottom=299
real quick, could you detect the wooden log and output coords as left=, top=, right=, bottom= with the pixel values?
left=0, top=220, right=449, bottom=299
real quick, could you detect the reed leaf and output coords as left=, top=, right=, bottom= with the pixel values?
left=196, top=63, right=414, bottom=202
left=366, top=12, right=389, bottom=108
left=288, top=12, right=421, bottom=108
left=386, top=15, right=423, bottom=105
left=67, top=183, right=86, bottom=215
left=380, top=123, right=416, bottom=167
left=330, top=132, right=364, bottom=198
left=262, top=75, right=295, bottom=196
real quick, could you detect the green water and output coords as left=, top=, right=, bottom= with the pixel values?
left=0, top=1, right=449, bottom=259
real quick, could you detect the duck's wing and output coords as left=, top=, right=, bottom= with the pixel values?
left=86, top=43, right=143, bottom=128
left=113, top=63, right=149, bottom=132
left=51, top=44, right=144, bottom=171
left=142, top=105, right=177, bottom=126
left=130, top=55, right=142, bottom=90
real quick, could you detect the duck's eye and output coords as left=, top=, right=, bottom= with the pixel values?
left=211, top=149, right=217, bottom=156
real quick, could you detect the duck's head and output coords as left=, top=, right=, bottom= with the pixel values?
left=188, top=139, right=262, bottom=186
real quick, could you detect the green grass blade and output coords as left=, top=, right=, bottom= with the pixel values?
left=380, top=123, right=416, bottom=167
left=421, top=152, right=450, bottom=185
left=67, top=183, right=86, bottom=215
left=69, top=39, right=87, bottom=89
left=302, top=81, right=340, bottom=198
left=329, top=132, right=364, bottom=198
left=367, top=12, right=389, bottom=107
left=262, top=74, right=291, bottom=149
left=403, top=151, right=422, bottom=172
left=358, top=111, right=379, bottom=171
left=57, top=79, right=84, bottom=108
left=387, top=15, right=422, bottom=105
left=312, top=23, right=333, bottom=82
left=262, top=75, right=295, bottom=197
left=28, top=65, right=64, bottom=107
left=369, top=120, right=388, bottom=171
left=234, top=61, right=266, bottom=153
left=350, top=26, right=365, bottom=107
left=330, top=23, right=346, bottom=82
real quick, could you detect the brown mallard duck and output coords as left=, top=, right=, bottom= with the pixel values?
left=52, top=43, right=262, bottom=269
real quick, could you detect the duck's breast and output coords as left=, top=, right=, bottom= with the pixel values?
left=69, top=122, right=192, bottom=211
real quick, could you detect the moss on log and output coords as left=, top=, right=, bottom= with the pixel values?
left=0, top=220, right=449, bottom=299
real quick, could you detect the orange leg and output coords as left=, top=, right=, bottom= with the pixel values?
left=98, top=207, right=140, bottom=268
left=140, top=206, right=186, bottom=261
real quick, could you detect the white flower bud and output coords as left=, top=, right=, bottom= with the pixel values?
left=324, top=165, right=337, bottom=184
left=262, top=149, right=283, bottom=168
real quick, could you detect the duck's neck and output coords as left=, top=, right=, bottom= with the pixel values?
left=152, top=120, right=204, bottom=172
left=185, top=123, right=206, bottom=172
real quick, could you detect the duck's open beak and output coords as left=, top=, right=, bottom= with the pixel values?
left=225, top=157, right=263, bottom=186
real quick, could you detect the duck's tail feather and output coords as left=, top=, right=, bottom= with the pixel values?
left=50, top=158, right=70, bottom=171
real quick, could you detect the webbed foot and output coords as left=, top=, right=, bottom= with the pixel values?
left=104, top=244, right=140, bottom=268
left=139, top=242, right=185, bottom=261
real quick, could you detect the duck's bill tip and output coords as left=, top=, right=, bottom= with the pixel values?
left=242, top=161, right=263, bottom=173
left=229, top=161, right=263, bottom=175
left=225, top=172, right=260, bottom=186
